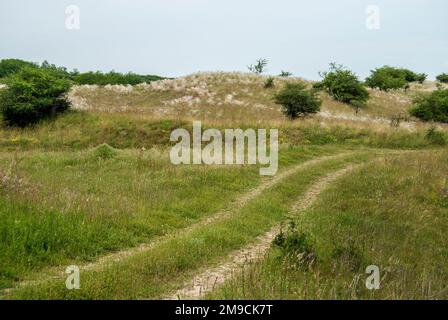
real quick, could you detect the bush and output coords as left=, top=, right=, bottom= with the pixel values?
left=264, top=77, right=275, bottom=88
left=425, top=126, right=447, bottom=146
left=316, top=63, right=369, bottom=107
left=0, top=59, right=165, bottom=86
left=273, top=221, right=316, bottom=267
left=92, top=143, right=118, bottom=160
left=410, top=89, right=448, bottom=123
left=274, top=82, right=321, bottom=119
left=72, top=71, right=164, bottom=85
left=0, top=59, right=38, bottom=78
left=436, top=73, right=448, bottom=84
left=248, top=58, right=268, bottom=74
left=365, top=66, right=426, bottom=91
left=279, top=70, right=292, bottom=77
left=0, top=67, right=72, bottom=127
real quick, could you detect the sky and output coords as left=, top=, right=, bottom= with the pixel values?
left=0, top=0, right=447, bottom=80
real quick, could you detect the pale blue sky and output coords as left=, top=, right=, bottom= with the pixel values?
left=1, top=0, right=447, bottom=79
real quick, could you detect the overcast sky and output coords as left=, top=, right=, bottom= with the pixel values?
left=1, top=0, right=447, bottom=79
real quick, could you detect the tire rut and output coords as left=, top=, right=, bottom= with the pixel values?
left=1, top=152, right=353, bottom=295
left=165, top=164, right=359, bottom=300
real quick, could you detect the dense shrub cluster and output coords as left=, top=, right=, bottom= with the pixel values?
left=0, top=59, right=164, bottom=86
left=72, top=71, right=163, bottom=85
left=365, top=66, right=427, bottom=91
left=0, top=59, right=38, bottom=78
left=314, top=63, right=369, bottom=111
left=274, top=83, right=321, bottom=119
left=0, top=67, right=72, bottom=127
left=410, top=89, right=448, bottom=123
left=436, top=73, right=448, bottom=84
left=0, top=59, right=165, bottom=126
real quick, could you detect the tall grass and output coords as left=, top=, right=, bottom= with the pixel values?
left=210, top=150, right=448, bottom=299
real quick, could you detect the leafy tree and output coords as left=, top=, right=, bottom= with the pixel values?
left=72, top=71, right=163, bottom=85
left=365, top=66, right=426, bottom=91
left=279, top=70, right=292, bottom=77
left=274, top=83, right=321, bottom=119
left=315, top=63, right=369, bottom=107
left=0, top=67, right=72, bottom=127
left=0, top=59, right=38, bottom=78
left=409, top=89, right=448, bottom=123
left=248, top=58, right=268, bottom=74
left=436, top=73, right=448, bottom=84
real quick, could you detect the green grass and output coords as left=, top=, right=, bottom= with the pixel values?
left=2, top=149, right=376, bottom=299
left=0, top=144, right=354, bottom=292
left=208, top=150, right=448, bottom=299
left=1, top=72, right=447, bottom=300
left=0, top=146, right=261, bottom=289
left=0, top=111, right=443, bottom=152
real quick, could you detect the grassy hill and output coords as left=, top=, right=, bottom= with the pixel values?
left=0, top=72, right=447, bottom=299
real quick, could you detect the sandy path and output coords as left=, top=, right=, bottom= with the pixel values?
left=165, top=164, right=358, bottom=300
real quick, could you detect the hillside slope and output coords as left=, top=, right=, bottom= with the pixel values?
left=68, top=72, right=447, bottom=131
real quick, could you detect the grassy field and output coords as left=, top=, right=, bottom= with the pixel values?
left=0, top=72, right=447, bottom=300
left=208, top=150, right=448, bottom=299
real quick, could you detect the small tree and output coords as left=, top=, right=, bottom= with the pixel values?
left=365, top=66, right=426, bottom=91
left=0, top=67, right=72, bottom=127
left=274, top=83, right=321, bottom=119
left=316, top=63, right=369, bottom=108
left=436, top=73, right=448, bottom=84
left=0, top=59, right=38, bottom=78
left=409, top=89, right=448, bottom=123
left=415, top=73, right=427, bottom=84
left=264, top=77, right=275, bottom=88
left=279, top=70, right=292, bottom=77
left=248, top=58, right=268, bottom=74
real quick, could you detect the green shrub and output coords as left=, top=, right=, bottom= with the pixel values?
left=92, top=143, right=118, bottom=160
left=273, top=221, right=316, bottom=267
left=0, top=67, right=72, bottom=127
left=415, top=73, right=428, bottom=84
left=279, top=70, right=292, bottom=77
left=0, top=58, right=165, bottom=86
left=436, top=73, right=448, bottom=84
left=316, top=63, right=369, bottom=108
left=72, top=71, right=163, bottom=85
left=264, top=77, right=275, bottom=88
left=425, top=126, right=447, bottom=146
left=0, top=59, right=38, bottom=78
left=410, top=89, right=448, bottom=123
left=274, top=83, right=321, bottom=119
left=365, top=66, right=426, bottom=91
left=248, top=58, right=268, bottom=74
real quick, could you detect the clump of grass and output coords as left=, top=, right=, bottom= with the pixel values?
left=332, top=240, right=364, bottom=272
left=91, top=143, right=118, bottom=160
left=264, top=77, right=275, bottom=89
left=273, top=221, right=316, bottom=269
left=425, top=126, right=447, bottom=146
